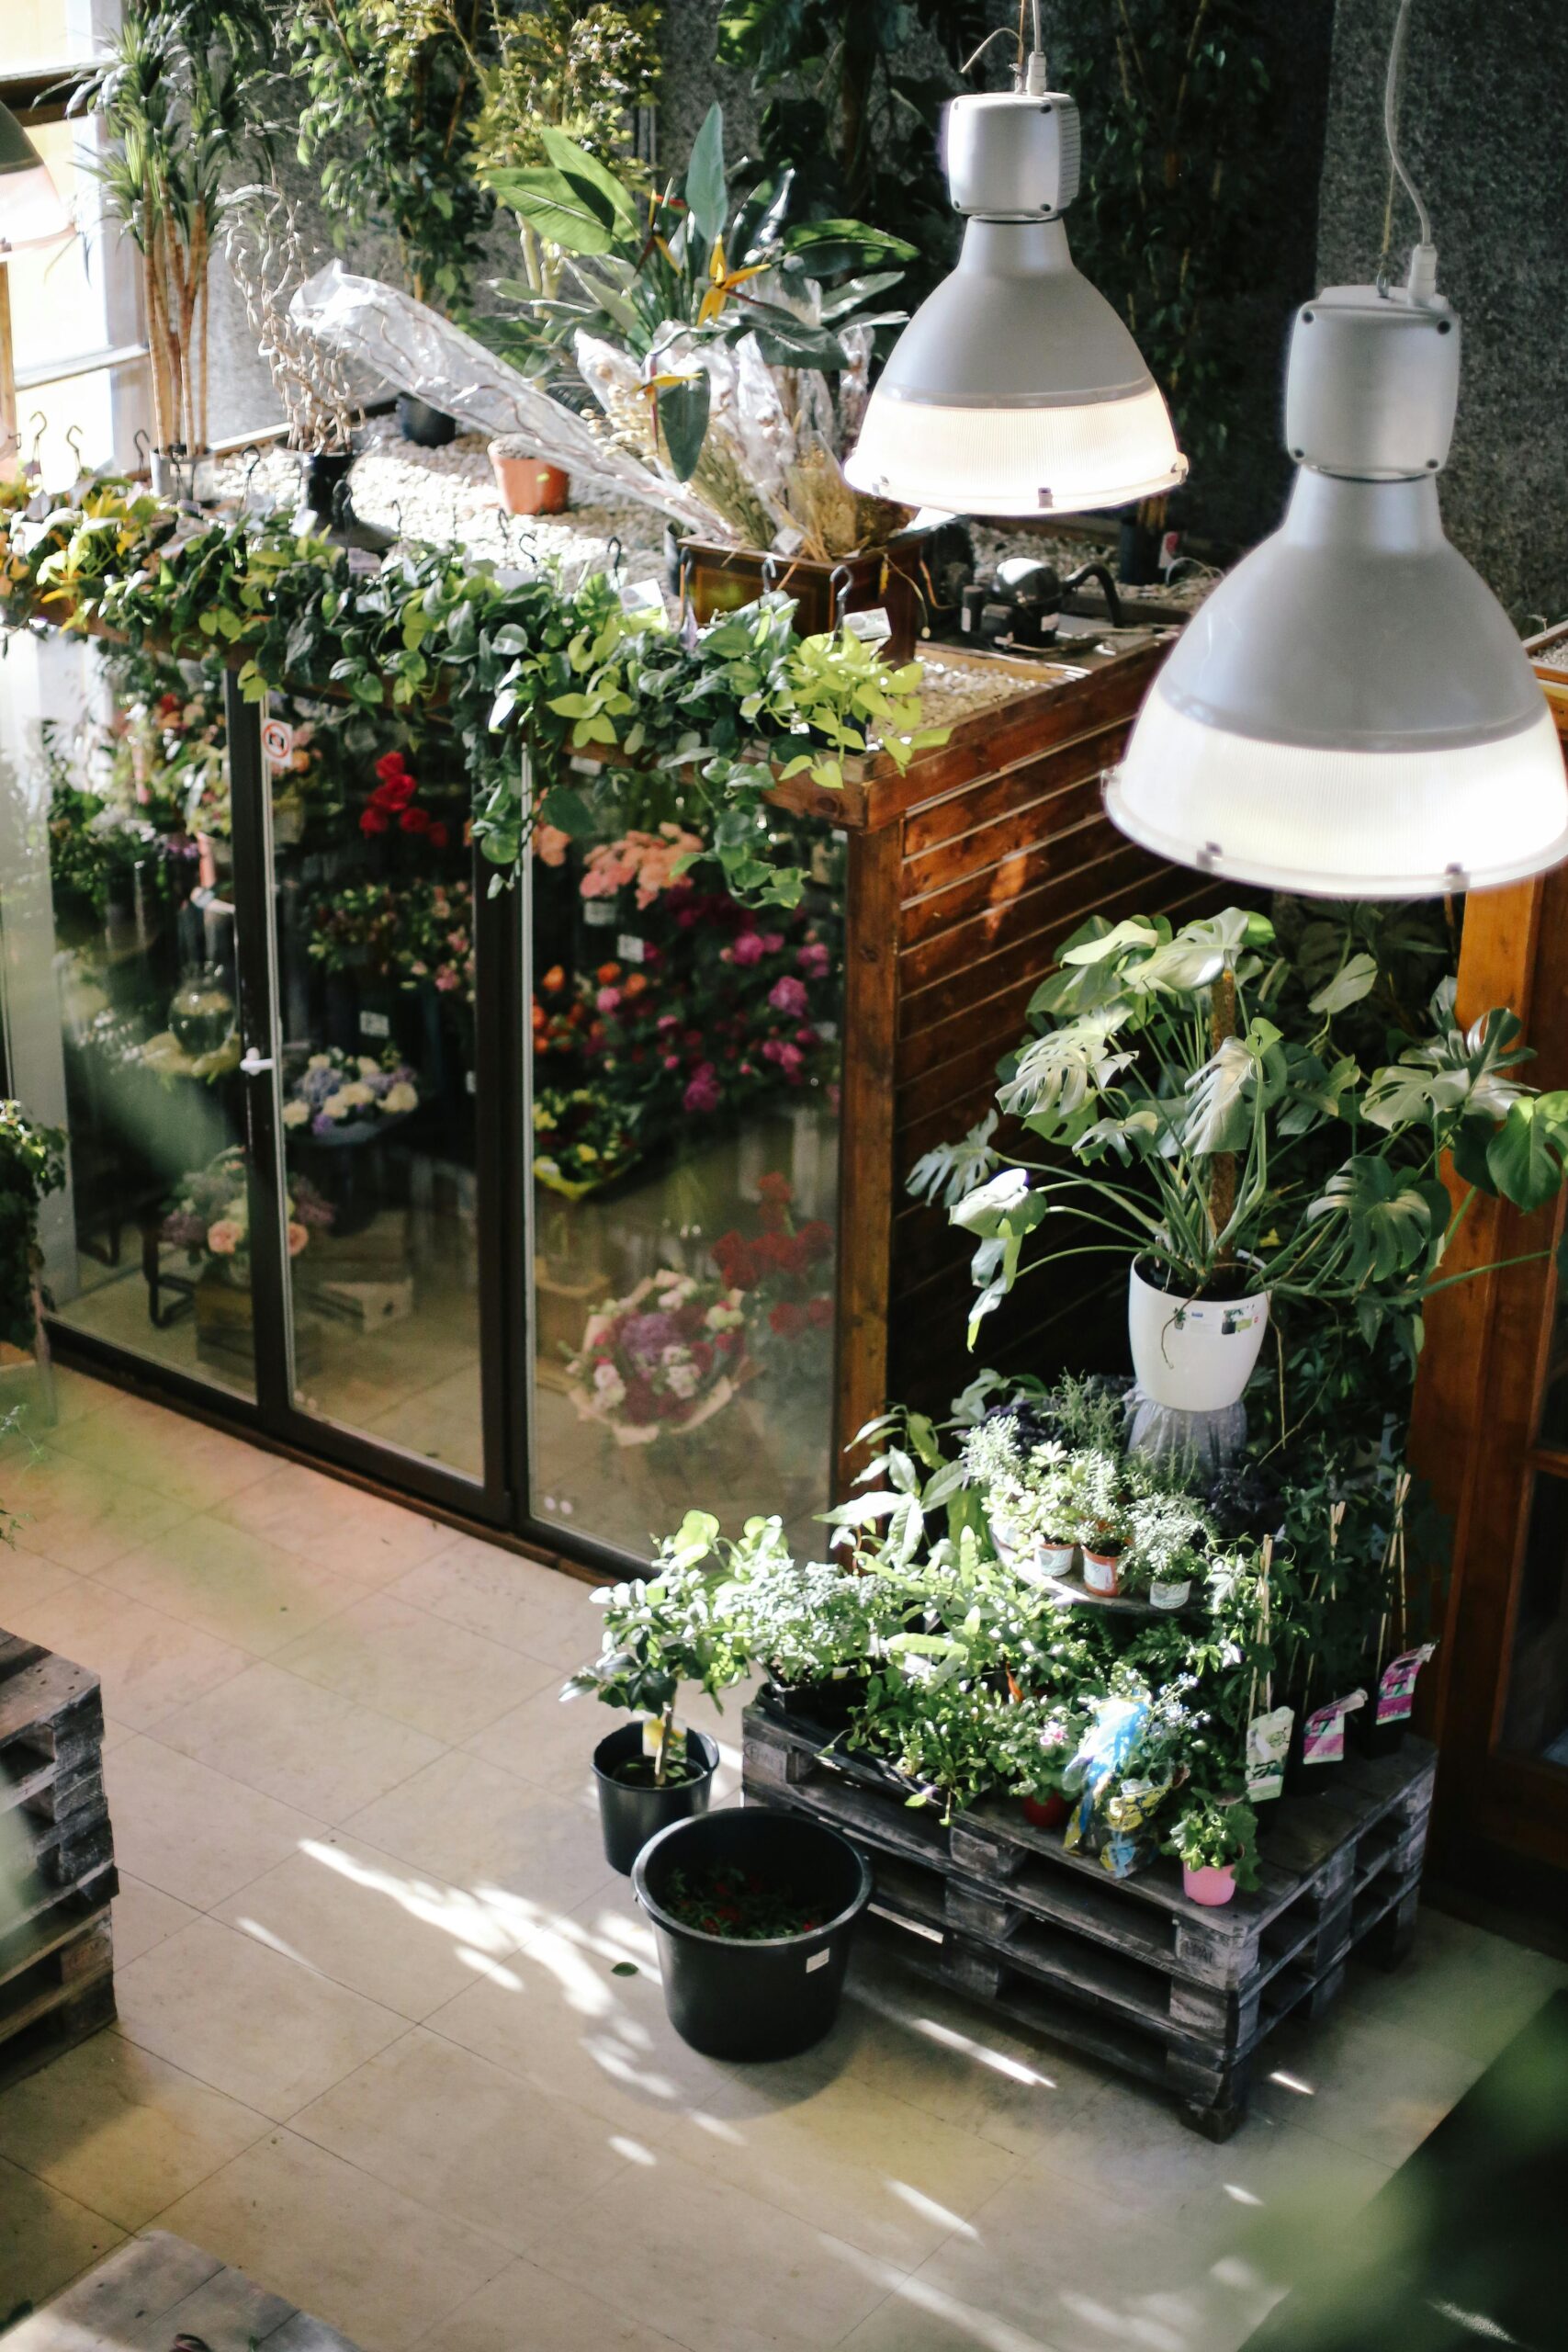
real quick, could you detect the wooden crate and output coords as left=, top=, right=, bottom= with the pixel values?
left=743, top=1697, right=1433, bottom=2137
left=0, top=1630, right=118, bottom=2086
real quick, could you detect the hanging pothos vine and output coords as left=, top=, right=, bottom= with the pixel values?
left=0, top=479, right=946, bottom=904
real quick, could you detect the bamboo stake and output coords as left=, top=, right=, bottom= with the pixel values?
left=1208, top=965, right=1238, bottom=1268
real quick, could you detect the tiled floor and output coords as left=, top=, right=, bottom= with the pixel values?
left=4, top=1372, right=1566, bottom=2352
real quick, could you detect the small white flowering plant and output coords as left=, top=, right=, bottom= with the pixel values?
left=564, top=1510, right=749, bottom=1786
left=282, top=1046, right=420, bottom=1140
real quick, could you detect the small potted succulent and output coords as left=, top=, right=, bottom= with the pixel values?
left=1070, top=1452, right=1129, bottom=1598
left=564, top=1511, right=746, bottom=1874
left=1163, top=1792, right=1260, bottom=1908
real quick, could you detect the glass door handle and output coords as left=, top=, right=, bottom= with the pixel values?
left=239, top=1049, right=276, bottom=1077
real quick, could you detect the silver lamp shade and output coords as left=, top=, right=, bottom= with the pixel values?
left=1108, top=284, right=1568, bottom=896
left=0, top=102, right=71, bottom=255
left=843, top=89, right=1184, bottom=519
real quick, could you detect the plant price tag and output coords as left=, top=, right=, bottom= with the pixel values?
left=358, top=1010, right=390, bottom=1040
left=1302, top=1688, right=1366, bottom=1766
left=616, top=935, right=646, bottom=964
left=619, top=578, right=669, bottom=622
left=843, top=607, right=892, bottom=644
left=1377, top=1645, right=1436, bottom=1723
left=1245, top=1705, right=1292, bottom=1802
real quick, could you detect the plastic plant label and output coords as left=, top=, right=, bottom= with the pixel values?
left=619, top=578, right=668, bottom=621
left=261, top=718, right=295, bottom=769
left=465, top=1068, right=476, bottom=1096
left=358, top=1010, right=390, bottom=1039
left=843, top=606, right=891, bottom=644
left=616, top=934, right=647, bottom=965
left=1246, top=1706, right=1293, bottom=1802
left=1302, top=1689, right=1365, bottom=1764
left=805, top=1950, right=830, bottom=1973
left=1377, top=1645, right=1436, bottom=1723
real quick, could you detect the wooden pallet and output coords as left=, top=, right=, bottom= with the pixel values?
left=6, top=2229, right=368, bottom=2352
left=743, top=1697, right=1433, bottom=2138
left=0, top=1628, right=118, bottom=2086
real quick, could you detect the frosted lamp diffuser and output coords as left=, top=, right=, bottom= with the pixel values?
left=1107, top=695, right=1568, bottom=897
left=844, top=381, right=1181, bottom=518
left=0, top=103, right=70, bottom=253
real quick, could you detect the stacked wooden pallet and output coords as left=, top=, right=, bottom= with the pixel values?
left=743, top=1696, right=1434, bottom=2139
left=0, top=1630, right=118, bottom=2085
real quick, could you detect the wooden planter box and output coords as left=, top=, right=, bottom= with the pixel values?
left=0, top=1631, right=118, bottom=2086
left=744, top=1695, right=1434, bottom=2137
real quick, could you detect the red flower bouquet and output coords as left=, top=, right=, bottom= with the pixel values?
left=711, top=1174, right=835, bottom=1394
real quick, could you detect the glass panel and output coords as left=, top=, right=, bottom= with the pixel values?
left=2, top=5, right=102, bottom=72
left=1501, top=1471, right=1568, bottom=1767
left=265, top=693, right=484, bottom=1482
left=0, top=630, right=255, bottom=1399
left=525, top=810, right=843, bottom=1560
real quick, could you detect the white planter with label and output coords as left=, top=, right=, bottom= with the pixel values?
left=1127, top=1260, right=1270, bottom=1411
left=1148, top=1577, right=1192, bottom=1611
left=1081, top=1547, right=1122, bottom=1599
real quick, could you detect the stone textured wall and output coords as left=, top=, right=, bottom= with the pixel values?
left=1314, top=0, right=1568, bottom=625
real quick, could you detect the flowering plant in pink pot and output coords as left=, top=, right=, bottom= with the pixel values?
left=1163, top=1793, right=1260, bottom=1907
left=565, top=1268, right=748, bottom=1444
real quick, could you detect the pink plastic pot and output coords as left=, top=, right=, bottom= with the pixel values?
left=1182, top=1861, right=1237, bottom=1907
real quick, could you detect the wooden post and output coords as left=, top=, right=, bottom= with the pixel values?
left=0, top=261, right=18, bottom=481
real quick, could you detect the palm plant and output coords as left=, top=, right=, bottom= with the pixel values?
left=70, top=3, right=273, bottom=458
left=912, top=905, right=1568, bottom=1371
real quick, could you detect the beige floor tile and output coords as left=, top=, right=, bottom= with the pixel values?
left=344, top=1749, right=611, bottom=1917
left=1251, top=2007, right=1484, bottom=2168
left=215, top=1460, right=455, bottom=1586
left=463, top=1679, right=604, bottom=1802
left=2, top=1448, right=186, bottom=1577
left=276, top=1592, right=548, bottom=1742
left=1341, top=1907, right=1568, bottom=2064
left=10, top=1365, right=117, bottom=1434
left=107, top=1737, right=323, bottom=1910
left=411, top=2258, right=690, bottom=2352
left=50, top=1396, right=275, bottom=1511
left=98, top=1715, right=134, bottom=1752
left=391, top=1538, right=604, bottom=1670
left=0, top=2154, right=124, bottom=2319
left=157, top=1661, right=445, bottom=1823
left=96, top=1517, right=361, bottom=1658
left=291, top=2027, right=629, bottom=2253
left=526, top=2151, right=892, bottom=2352
left=0, top=2032, right=268, bottom=2230
left=0, top=1546, right=85, bottom=1611
left=215, top=1831, right=520, bottom=2021
left=111, top=1873, right=200, bottom=1965
left=0, top=1579, right=245, bottom=1732
left=115, top=1917, right=408, bottom=2120
left=155, top=2129, right=513, bottom=2352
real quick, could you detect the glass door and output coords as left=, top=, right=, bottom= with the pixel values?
left=252, top=684, right=499, bottom=1505
left=0, top=628, right=261, bottom=1405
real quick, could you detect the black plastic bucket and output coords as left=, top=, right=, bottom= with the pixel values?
left=633, top=1805, right=872, bottom=2061
left=592, top=1721, right=718, bottom=1877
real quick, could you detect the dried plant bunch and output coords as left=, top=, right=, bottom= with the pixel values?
left=225, top=188, right=359, bottom=454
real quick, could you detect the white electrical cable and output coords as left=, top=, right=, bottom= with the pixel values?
left=1383, top=0, right=1433, bottom=249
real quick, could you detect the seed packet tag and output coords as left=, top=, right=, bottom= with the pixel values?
left=843, top=606, right=891, bottom=644
left=1378, top=1645, right=1436, bottom=1723
left=1301, top=1699, right=1347, bottom=1766
left=619, top=577, right=668, bottom=622
left=616, top=934, right=646, bottom=964
left=358, top=1010, right=390, bottom=1039
left=1246, top=1705, right=1292, bottom=1802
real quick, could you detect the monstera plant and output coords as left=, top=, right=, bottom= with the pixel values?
left=911, top=908, right=1568, bottom=1409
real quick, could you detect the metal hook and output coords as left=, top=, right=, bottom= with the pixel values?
left=28, top=411, right=48, bottom=466
left=604, top=534, right=623, bottom=582
left=64, top=423, right=85, bottom=479
left=133, top=427, right=151, bottom=476
left=761, top=553, right=779, bottom=595
left=829, top=561, right=853, bottom=629
left=240, top=442, right=263, bottom=501
left=389, top=500, right=404, bottom=543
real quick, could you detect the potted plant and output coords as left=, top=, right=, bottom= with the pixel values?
left=992, top=1702, right=1081, bottom=1832
left=961, top=1415, right=1077, bottom=1579
left=633, top=1804, right=872, bottom=2060
left=714, top=1514, right=880, bottom=1730
left=1164, top=1792, right=1260, bottom=1908
left=1126, top=1487, right=1209, bottom=1611
left=1069, top=1452, right=1129, bottom=1598
left=481, top=105, right=927, bottom=651
left=1061, top=1679, right=1199, bottom=1879
left=913, top=906, right=1568, bottom=1414
left=565, top=1510, right=748, bottom=1874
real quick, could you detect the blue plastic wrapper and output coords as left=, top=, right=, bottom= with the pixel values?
left=1062, top=1694, right=1178, bottom=1879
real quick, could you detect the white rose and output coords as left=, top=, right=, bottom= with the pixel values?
left=281, top=1101, right=310, bottom=1128
left=307, top=1054, right=332, bottom=1072
left=356, top=1057, right=380, bottom=1077
left=382, top=1081, right=418, bottom=1114
left=664, top=1358, right=699, bottom=1400
left=340, top=1081, right=374, bottom=1108
left=321, top=1091, right=350, bottom=1119
left=592, top=1363, right=626, bottom=1408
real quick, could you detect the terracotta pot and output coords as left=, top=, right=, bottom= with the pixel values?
left=1081, top=1546, right=1122, bottom=1598
left=1022, top=1789, right=1071, bottom=1830
left=1182, top=1861, right=1237, bottom=1907
left=491, top=443, right=570, bottom=515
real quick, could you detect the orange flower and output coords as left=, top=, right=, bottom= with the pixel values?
left=623, top=970, right=649, bottom=999
left=596, top=961, right=622, bottom=985
left=541, top=965, right=566, bottom=994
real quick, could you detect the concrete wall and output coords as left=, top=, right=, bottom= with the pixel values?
left=1314, top=0, right=1568, bottom=626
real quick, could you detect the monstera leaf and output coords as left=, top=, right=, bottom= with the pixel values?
left=1304, top=1157, right=1450, bottom=1287
left=1481, top=1092, right=1568, bottom=1213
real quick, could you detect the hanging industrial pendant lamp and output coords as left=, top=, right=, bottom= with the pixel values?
left=0, top=101, right=71, bottom=256
left=842, top=8, right=1184, bottom=520
left=1106, top=0, right=1567, bottom=898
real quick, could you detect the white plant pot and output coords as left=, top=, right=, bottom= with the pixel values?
left=1127, top=1260, right=1270, bottom=1411
left=1035, top=1540, right=1077, bottom=1577
left=1149, top=1577, right=1192, bottom=1611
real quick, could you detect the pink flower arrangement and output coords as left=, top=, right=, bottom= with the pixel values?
left=566, top=1270, right=747, bottom=1445
left=580, top=825, right=705, bottom=909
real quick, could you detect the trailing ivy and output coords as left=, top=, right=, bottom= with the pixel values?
left=0, top=479, right=945, bottom=905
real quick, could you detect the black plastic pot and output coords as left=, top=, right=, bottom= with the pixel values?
left=1350, top=1704, right=1407, bottom=1760
left=634, top=1805, right=873, bottom=2061
left=592, top=1720, right=718, bottom=1877
left=396, top=393, right=457, bottom=447
left=762, top=1674, right=866, bottom=1734
left=297, top=450, right=393, bottom=554
left=1283, top=1705, right=1348, bottom=1797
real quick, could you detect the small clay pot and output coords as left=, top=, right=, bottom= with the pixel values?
left=1021, top=1788, right=1071, bottom=1831
left=1081, top=1546, right=1122, bottom=1599
left=491, top=439, right=569, bottom=515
